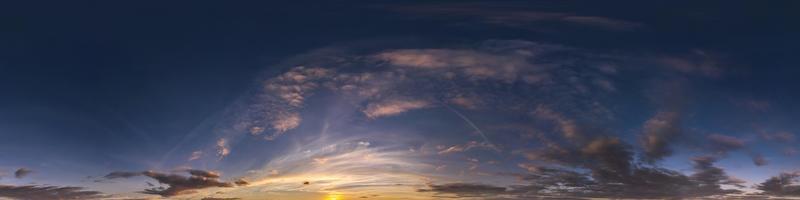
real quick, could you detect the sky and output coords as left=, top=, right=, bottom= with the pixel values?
left=1, top=1, right=800, bottom=199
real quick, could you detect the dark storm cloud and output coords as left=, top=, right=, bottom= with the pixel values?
left=418, top=183, right=506, bottom=197
left=14, top=168, right=32, bottom=179
left=104, top=169, right=237, bottom=197
left=0, top=184, right=106, bottom=200
left=757, top=172, right=800, bottom=196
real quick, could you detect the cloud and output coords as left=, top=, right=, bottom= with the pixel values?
left=267, top=112, right=301, bottom=139
left=105, top=171, right=142, bottom=179
left=707, top=134, right=745, bottom=153
left=0, top=184, right=106, bottom=200
left=141, top=171, right=234, bottom=197
left=387, top=3, right=642, bottom=31
left=216, top=138, right=230, bottom=160
left=189, top=151, right=203, bottom=161
left=14, top=168, right=32, bottom=179
left=502, top=155, right=743, bottom=199
left=760, top=131, right=795, bottom=142
left=689, top=156, right=745, bottom=192
left=240, top=136, right=430, bottom=195
left=657, top=50, right=723, bottom=78
left=733, top=98, right=771, bottom=112
left=187, top=169, right=221, bottom=179
left=234, top=178, right=249, bottom=186
left=201, top=198, right=241, bottom=200
left=417, top=183, right=506, bottom=197
left=437, top=141, right=494, bottom=155
left=640, top=111, right=682, bottom=162
left=561, top=16, right=642, bottom=30
left=219, top=39, right=743, bottom=199
left=757, top=172, right=800, bottom=196
left=532, top=105, right=582, bottom=140
left=751, top=153, right=768, bottom=166
left=509, top=116, right=743, bottom=199
left=363, top=98, right=430, bottom=119
left=104, top=169, right=238, bottom=197
left=375, top=48, right=537, bottom=82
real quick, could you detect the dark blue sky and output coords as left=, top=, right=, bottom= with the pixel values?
left=1, top=1, right=800, bottom=199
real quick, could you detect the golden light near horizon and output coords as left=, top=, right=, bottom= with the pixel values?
left=324, top=193, right=344, bottom=200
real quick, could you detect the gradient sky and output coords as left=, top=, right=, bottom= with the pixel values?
left=2, top=1, right=800, bottom=200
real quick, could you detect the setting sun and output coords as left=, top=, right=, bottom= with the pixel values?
left=324, top=193, right=344, bottom=200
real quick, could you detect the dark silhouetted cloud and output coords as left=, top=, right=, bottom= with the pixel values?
left=14, top=168, right=32, bottom=179
left=757, top=172, right=800, bottom=196
left=187, top=169, right=221, bottom=179
left=201, top=198, right=241, bottom=200
left=751, top=153, right=768, bottom=166
left=104, top=169, right=237, bottom=197
left=418, top=183, right=506, bottom=197
left=0, top=184, right=106, bottom=200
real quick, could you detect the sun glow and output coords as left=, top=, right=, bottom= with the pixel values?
left=324, top=193, right=344, bottom=200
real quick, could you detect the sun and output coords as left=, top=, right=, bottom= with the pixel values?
left=324, top=193, right=344, bottom=200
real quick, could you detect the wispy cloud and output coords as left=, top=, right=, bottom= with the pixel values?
left=386, top=3, right=643, bottom=31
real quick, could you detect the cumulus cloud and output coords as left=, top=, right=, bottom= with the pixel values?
left=104, top=169, right=238, bottom=197
left=14, top=168, right=32, bottom=179
left=0, top=184, right=106, bottom=200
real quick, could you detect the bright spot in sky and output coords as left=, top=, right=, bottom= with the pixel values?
left=325, top=193, right=344, bottom=200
